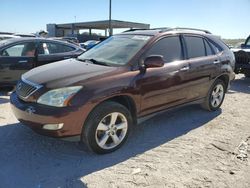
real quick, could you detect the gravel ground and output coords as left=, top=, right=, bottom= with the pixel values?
left=0, top=74, right=249, bottom=188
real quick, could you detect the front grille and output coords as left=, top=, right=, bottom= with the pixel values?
left=235, top=51, right=250, bottom=64
left=16, top=78, right=42, bottom=99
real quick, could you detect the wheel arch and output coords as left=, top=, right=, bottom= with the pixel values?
left=105, top=95, right=138, bottom=125
left=216, top=74, right=230, bottom=90
left=84, top=94, right=138, bottom=126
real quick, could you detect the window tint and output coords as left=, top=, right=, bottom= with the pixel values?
left=204, top=39, right=214, bottom=56
left=38, top=42, right=75, bottom=55
left=146, top=36, right=182, bottom=63
left=1, top=42, right=36, bottom=57
left=209, top=42, right=221, bottom=54
left=184, top=36, right=205, bottom=59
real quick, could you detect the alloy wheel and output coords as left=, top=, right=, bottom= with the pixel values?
left=210, top=84, right=224, bottom=108
left=95, top=112, right=128, bottom=150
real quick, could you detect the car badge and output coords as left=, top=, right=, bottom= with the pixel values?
left=17, top=82, right=22, bottom=90
left=25, top=106, right=36, bottom=115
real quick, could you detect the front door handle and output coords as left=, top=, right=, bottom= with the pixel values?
left=213, top=60, right=220, bottom=64
left=179, top=66, right=190, bottom=71
left=18, top=60, right=28, bottom=63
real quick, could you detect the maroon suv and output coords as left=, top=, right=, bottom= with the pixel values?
left=10, top=28, right=235, bottom=154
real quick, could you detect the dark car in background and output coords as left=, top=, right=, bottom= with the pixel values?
left=11, top=28, right=235, bottom=154
left=0, top=38, right=85, bottom=86
left=61, top=37, right=79, bottom=45
left=231, top=35, right=250, bottom=77
left=80, top=40, right=100, bottom=50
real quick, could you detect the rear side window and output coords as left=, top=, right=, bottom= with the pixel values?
left=146, top=36, right=183, bottom=63
left=38, top=42, right=75, bottom=55
left=184, top=36, right=205, bottom=59
left=1, top=42, right=36, bottom=57
left=204, top=39, right=214, bottom=56
left=209, top=41, right=222, bottom=54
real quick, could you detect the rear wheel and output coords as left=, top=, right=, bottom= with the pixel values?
left=244, top=72, right=250, bottom=78
left=81, top=101, right=132, bottom=154
left=202, top=79, right=226, bottom=111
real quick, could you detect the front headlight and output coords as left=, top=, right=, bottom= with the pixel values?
left=37, top=86, right=82, bottom=107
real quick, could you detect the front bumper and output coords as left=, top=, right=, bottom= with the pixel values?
left=10, top=92, right=85, bottom=138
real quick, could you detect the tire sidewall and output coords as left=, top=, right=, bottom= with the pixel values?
left=82, top=102, right=132, bottom=154
left=244, top=71, right=250, bottom=77
left=208, top=80, right=226, bottom=111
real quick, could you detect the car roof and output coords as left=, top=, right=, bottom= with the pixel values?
left=0, top=37, right=80, bottom=48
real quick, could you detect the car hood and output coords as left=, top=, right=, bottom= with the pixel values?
left=23, top=58, right=117, bottom=88
left=231, top=48, right=250, bottom=53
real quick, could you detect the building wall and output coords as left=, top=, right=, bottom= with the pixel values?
left=46, top=24, right=56, bottom=37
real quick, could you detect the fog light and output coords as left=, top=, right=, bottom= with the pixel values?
left=43, top=123, right=64, bottom=130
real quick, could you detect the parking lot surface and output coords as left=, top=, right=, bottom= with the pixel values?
left=0, top=75, right=249, bottom=188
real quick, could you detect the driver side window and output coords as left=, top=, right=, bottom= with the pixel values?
left=146, top=36, right=183, bottom=63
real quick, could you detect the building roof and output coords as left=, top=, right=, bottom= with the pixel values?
left=55, top=20, right=150, bottom=30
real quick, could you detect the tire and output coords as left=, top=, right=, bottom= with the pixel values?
left=202, top=79, right=226, bottom=111
left=244, top=72, right=250, bottom=78
left=81, top=101, right=133, bottom=154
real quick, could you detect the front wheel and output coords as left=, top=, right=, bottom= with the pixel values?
left=202, top=79, right=226, bottom=111
left=81, top=101, right=132, bottom=154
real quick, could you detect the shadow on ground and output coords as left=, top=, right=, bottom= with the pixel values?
left=229, top=76, right=250, bottom=94
left=0, top=105, right=221, bottom=188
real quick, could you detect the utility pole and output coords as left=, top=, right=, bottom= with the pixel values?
left=109, top=0, right=112, bottom=36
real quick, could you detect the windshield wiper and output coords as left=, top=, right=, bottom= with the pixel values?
left=89, top=59, right=110, bottom=66
left=76, top=57, right=86, bottom=62
left=77, top=58, right=109, bottom=66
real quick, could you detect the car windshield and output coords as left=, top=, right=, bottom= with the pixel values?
left=78, top=35, right=151, bottom=66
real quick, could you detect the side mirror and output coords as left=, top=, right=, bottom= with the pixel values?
left=144, top=55, right=164, bottom=68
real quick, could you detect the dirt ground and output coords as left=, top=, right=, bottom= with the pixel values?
left=0, top=74, right=249, bottom=188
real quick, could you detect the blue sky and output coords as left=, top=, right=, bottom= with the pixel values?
left=1, top=0, right=250, bottom=38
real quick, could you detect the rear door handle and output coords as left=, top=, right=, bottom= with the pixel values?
left=213, top=60, right=220, bottom=64
left=179, top=66, right=190, bottom=71
left=18, top=60, right=28, bottom=63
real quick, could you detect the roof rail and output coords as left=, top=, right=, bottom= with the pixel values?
left=168, top=27, right=212, bottom=34
left=123, top=27, right=212, bottom=34
left=123, top=28, right=148, bottom=32
left=123, top=27, right=169, bottom=33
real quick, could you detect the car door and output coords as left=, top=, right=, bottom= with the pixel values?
left=138, top=35, right=192, bottom=116
left=36, top=41, right=77, bottom=67
left=0, top=41, right=36, bottom=85
left=182, top=35, right=220, bottom=99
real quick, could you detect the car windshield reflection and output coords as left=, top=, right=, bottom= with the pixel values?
left=78, top=35, right=151, bottom=66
